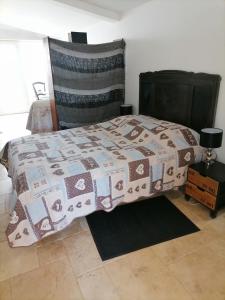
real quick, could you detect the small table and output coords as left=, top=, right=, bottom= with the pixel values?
left=185, top=161, right=225, bottom=218
left=120, top=104, right=133, bottom=116
left=26, top=100, right=53, bottom=134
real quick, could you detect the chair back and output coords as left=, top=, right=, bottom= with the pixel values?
left=32, top=82, right=46, bottom=100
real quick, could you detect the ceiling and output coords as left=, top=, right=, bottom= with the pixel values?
left=0, top=0, right=151, bottom=40
left=55, top=0, right=151, bottom=18
left=83, top=0, right=151, bottom=14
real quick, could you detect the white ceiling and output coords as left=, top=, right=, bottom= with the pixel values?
left=83, top=0, right=151, bottom=14
left=0, top=0, right=102, bottom=40
left=0, top=0, right=151, bottom=40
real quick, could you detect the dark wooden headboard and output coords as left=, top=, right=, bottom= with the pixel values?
left=139, top=70, right=221, bottom=133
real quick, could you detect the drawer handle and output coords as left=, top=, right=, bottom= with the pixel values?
left=197, top=186, right=205, bottom=192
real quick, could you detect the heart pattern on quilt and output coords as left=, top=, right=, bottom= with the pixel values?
left=76, top=202, right=82, bottom=208
left=101, top=197, right=111, bottom=209
left=40, top=219, right=51, bottom=231
left=154, top=180, right=162, bottom=191
left=184, top=152, right=191, bottom=161
left=142, top=183, right=146, bottom=189
left=167, top=140, right=176, bottom=148
left=23, top=228, right=29, bottom=235
left=68, top=205, right=74, bottom=212
left=10, top=211, right=19, bottom=225
left=131, top=130, right=139, bottom=137
left=160, top=133, right=169, bottom=140
left=167, top=167, right=174, bottom=176
left=128, top=187, right=133, bottom=193
left=52, top=199, right=62, bottom=212
left=115, top=180, right=123, bottom=191
left=75, top=179, right=86, bottom=191
left=15, top=233, right=21, bottom=240
left=85, top=199, right=91, bottom=205
left=136, top=163, right=144, bottom=175
left=135, top=186, right=140, bottom=192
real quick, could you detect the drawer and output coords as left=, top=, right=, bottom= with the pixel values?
left=188, top=168, right=219, bottom=196
left=185, top=181, right=216, bottom=209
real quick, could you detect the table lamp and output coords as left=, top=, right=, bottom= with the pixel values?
left=200, top=128, right=223, bottom=166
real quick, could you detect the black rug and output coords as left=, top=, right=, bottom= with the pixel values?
left=86, top=196, right=200, bottom=260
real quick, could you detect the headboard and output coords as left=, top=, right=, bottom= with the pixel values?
left=139, top=70, right=221, bottom=133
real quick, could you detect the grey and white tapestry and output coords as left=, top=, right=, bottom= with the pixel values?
left=48, top=38, right=125, bottom=129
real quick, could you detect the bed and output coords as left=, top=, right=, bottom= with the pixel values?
left=3, top=70, right=221, bottom=247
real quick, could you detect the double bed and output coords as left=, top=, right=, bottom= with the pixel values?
left=2, top=70, right=221, bottom=247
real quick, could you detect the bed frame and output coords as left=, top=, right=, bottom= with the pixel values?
left=139, top=70, right=221, bottom=133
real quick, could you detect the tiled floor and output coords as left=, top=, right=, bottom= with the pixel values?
left=0, top=165, right=225, bottom=300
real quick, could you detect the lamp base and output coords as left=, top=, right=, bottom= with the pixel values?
left=202, top=148, right=217, bottom=167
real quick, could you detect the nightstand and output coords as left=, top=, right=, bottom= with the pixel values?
left=185, top=161, right=225, bottom=218
left=120, top=104, right=133, bottom=116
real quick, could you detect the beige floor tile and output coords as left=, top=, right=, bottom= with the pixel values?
left=151, top=231, right=201, bottom=265
left=37, top=239, right=67, bottom=266
left=105, top=255, right=150, bottom=300
left=63, top=230, right=102, bottom=276
left=0, top=213, right=10, bottom=242
left=0, top=241, right=39, bottom=282
left=10, top=258, right=83, bottom=300
left=203, top=211, right=225, bottom=236
left=79, top=217, right=90, bottom=231
left=78, top=267, right=120, bottom=300
left=105, top=247, right=192, bottom=300
left=0, top=279, right=12, bottom=300
left=170, top=196, right=211, bottom=226
left=168, top=246, right=225, bottom=300
left=207, top=238, right=225, bottom=259
left=130, top=248, right=193, bottom=300
left=151, top=224, right=222, bottom=265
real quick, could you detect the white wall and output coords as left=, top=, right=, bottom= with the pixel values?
left=86, top=0, right=225, bottom=162
left=0, top=40, right=49, bottom=114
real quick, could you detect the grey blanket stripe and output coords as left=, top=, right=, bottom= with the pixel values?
left=53, top=66, right=124, bottom=82
left=54, top=75, right=124, bottom=90
left=50, top=43, right=124, bottom=59
left=57, top=101, right=121, bottom=128
left=51, top=50, right=124, bottom=74
left=54, top=84, right=124, bottom=96
left=49, top=38, right=125, bottom=53
left=48, top=37, right=125, bottom=129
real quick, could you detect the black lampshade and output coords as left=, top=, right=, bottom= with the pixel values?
left=120, top=104, right=133, bottom=116
left=200, top=128, right=223, bottom=148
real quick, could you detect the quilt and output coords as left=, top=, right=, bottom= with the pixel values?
left=4, top=115, right=203, bottom=247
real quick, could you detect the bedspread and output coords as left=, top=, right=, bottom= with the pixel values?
left=4, top=115, right=203, bottom=247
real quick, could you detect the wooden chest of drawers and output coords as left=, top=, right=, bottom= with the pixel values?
left=185, top=161, right=225, bottom=218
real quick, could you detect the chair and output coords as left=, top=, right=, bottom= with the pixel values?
left=32, top=82, right=47, bottom=100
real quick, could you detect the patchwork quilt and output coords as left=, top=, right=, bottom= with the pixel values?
left=5, top=115, right=203, bottom=247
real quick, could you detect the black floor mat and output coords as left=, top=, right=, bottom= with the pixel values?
left=86, top=196, right=200, bottom=260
